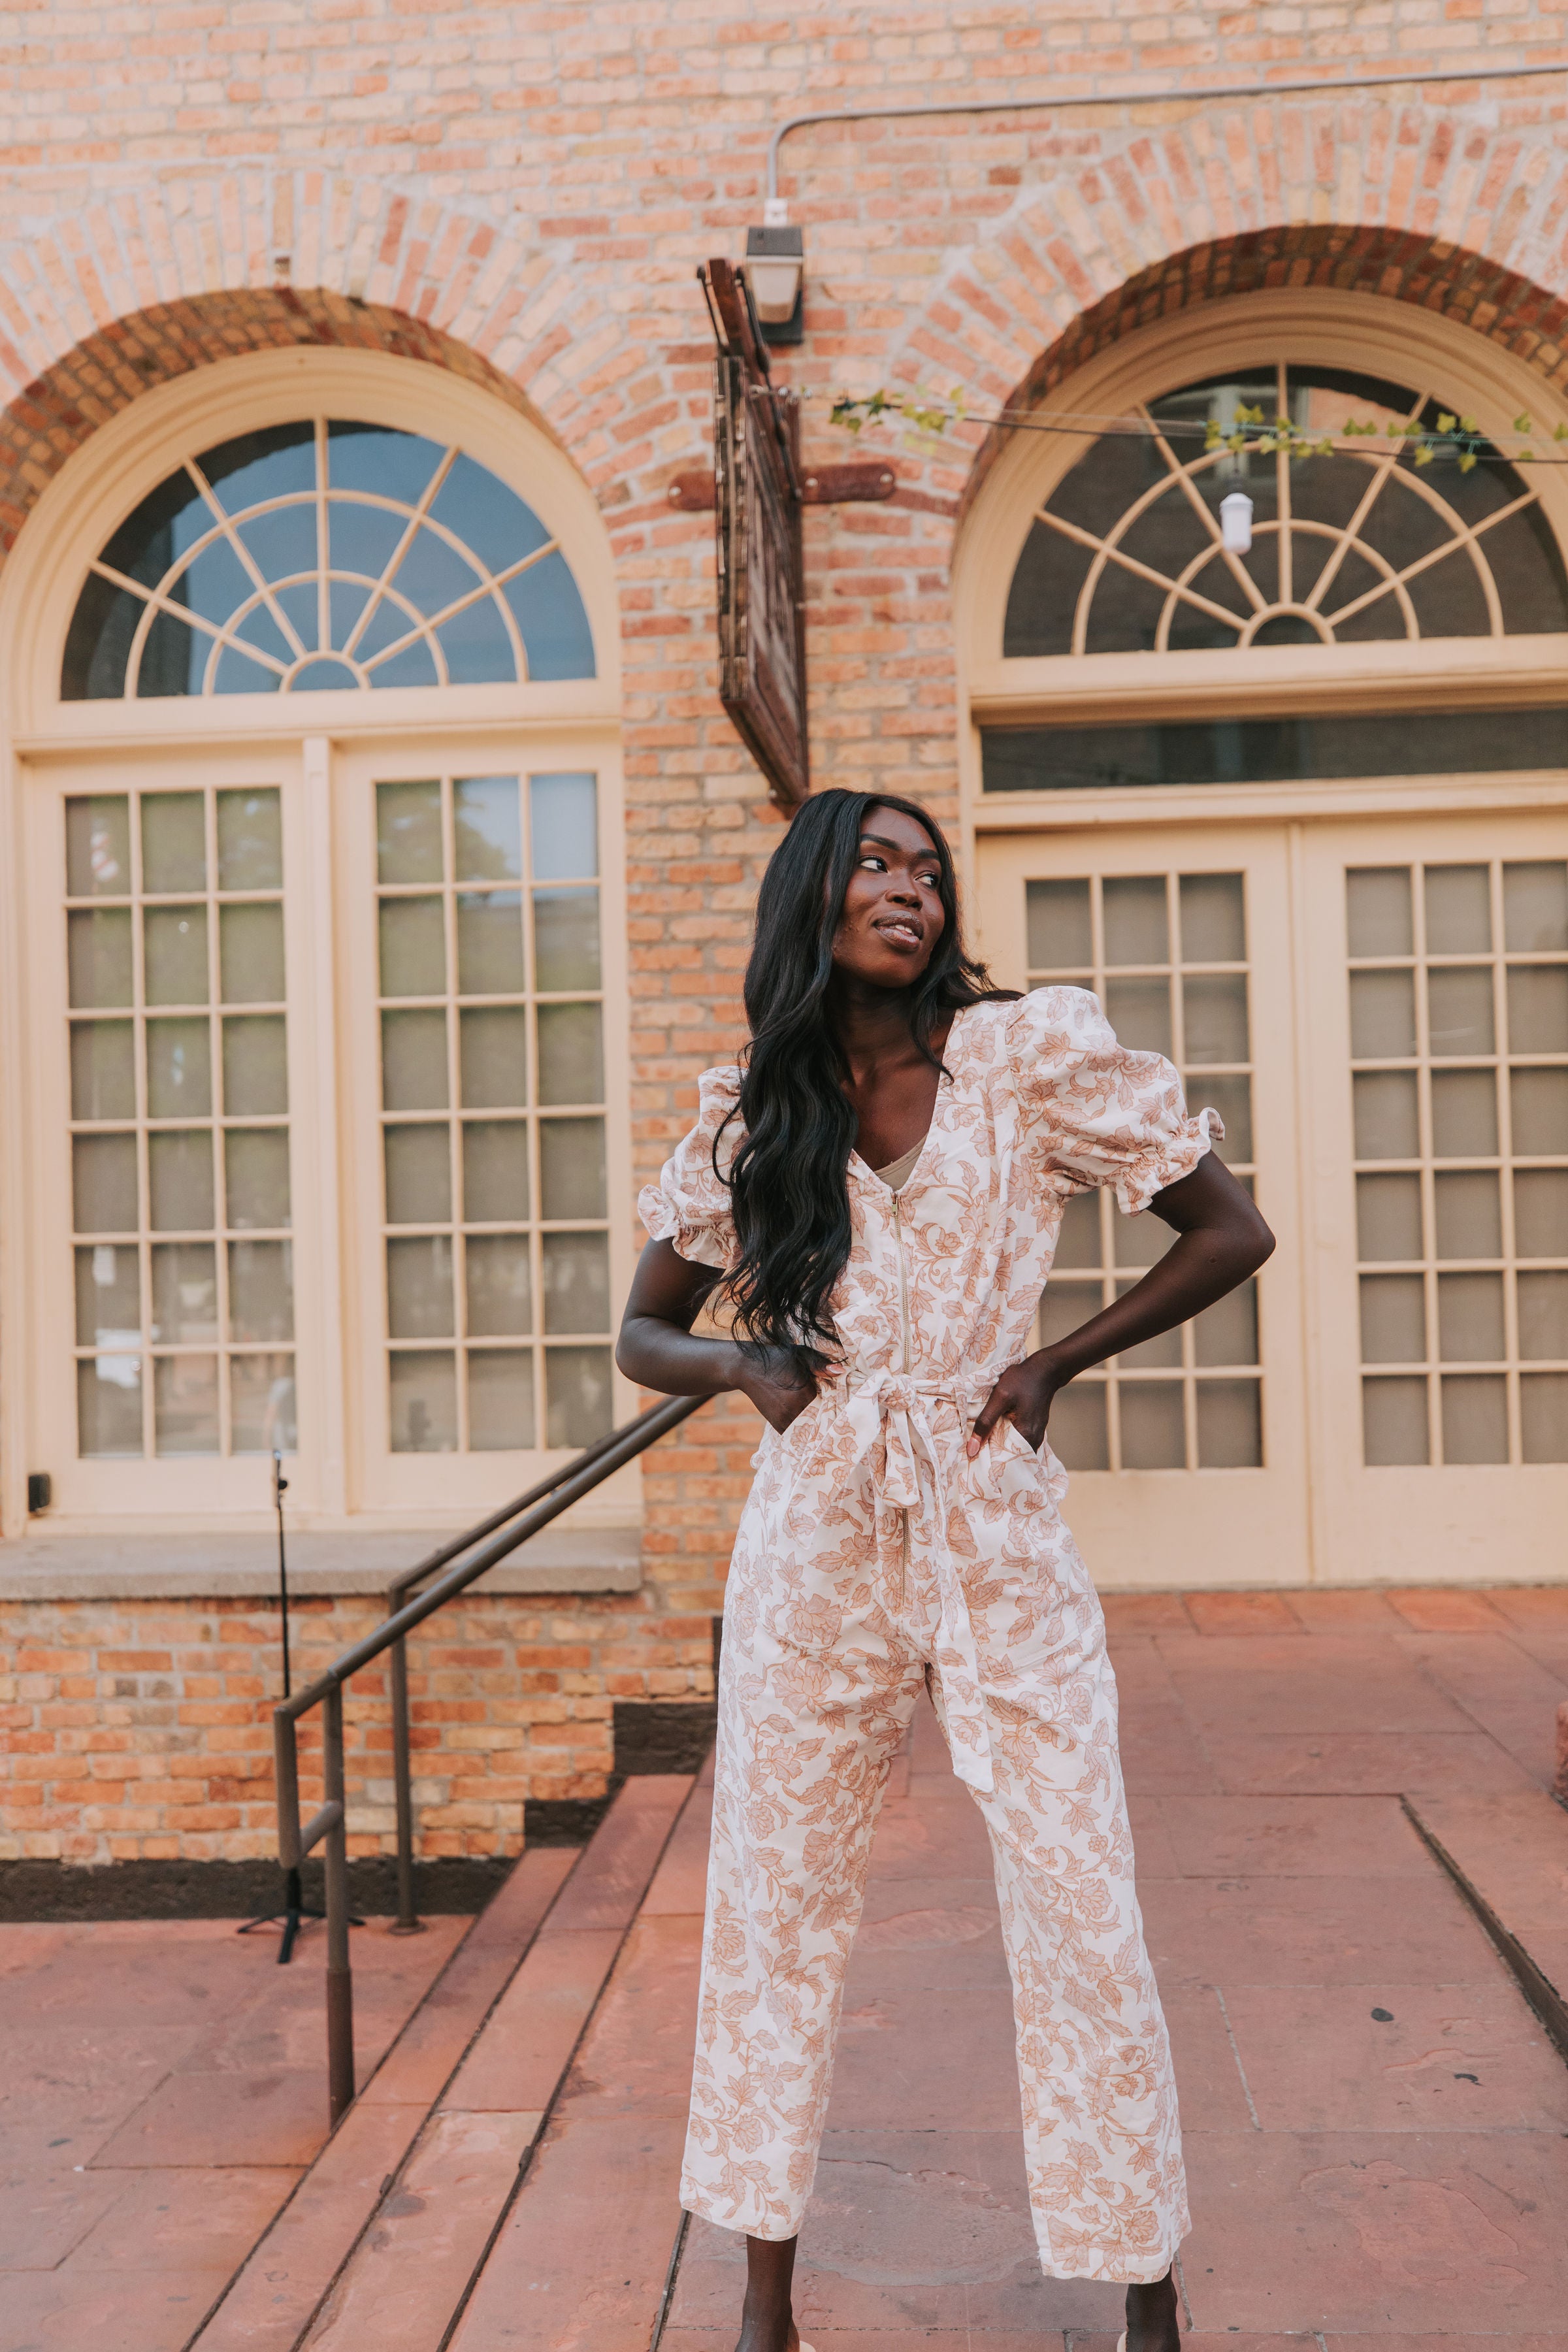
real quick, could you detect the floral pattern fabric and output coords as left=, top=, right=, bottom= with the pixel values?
left=638, top=989, right=1215, bottom=2281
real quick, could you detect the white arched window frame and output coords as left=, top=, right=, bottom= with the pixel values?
left=955, top=289, right=1568, bottom=1592
left=0, top=349, right=634, bottom=1542
left=957, top=289, right=1568, bottom=830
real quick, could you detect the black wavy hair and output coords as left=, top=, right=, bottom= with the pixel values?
left=715, top=789, right=1015, bottom=1376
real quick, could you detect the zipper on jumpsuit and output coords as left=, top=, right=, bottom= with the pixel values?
left=892, top=1192, right=911, bottom=1605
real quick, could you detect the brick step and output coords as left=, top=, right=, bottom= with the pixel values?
left=190, top=1773, right=696, bottom=2351
left=1404, top=1789, right=1568, bottom=2061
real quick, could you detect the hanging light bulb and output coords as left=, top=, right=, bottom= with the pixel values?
left=1220, top=491, right=1254, bottom=554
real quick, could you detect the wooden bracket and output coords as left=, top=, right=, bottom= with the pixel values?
left=668, top=461, right=896, bottom=512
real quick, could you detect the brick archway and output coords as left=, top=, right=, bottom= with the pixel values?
left=954, top=223, right=1568, bottom=525
left=0, top=285, right=559, bottom=563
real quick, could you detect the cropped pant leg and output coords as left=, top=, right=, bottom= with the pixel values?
left=925, top=1543, right=1188, bottom=2283
left=680, top=1498, right=1186, bottom=2280
left=679, top=1506, right=925, bottom=2240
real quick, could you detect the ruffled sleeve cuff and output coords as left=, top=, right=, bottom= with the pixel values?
left=637, top=1063, right=743, bottom=1271
left=1007, top=987, right=1219, bottom=1219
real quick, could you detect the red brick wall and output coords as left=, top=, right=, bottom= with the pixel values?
left=0, top=1591, right=713, bottom=1867
left=5, top=11, right=1568, bottom=1859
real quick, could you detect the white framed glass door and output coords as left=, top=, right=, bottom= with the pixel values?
left=336, top=742, right=636, bottom=1514
left=1302, top=814, right=1568, bottom=1578
left=21, top=746, right=330, bottom=1519
left=976, top=824, right=1309, bottom=1586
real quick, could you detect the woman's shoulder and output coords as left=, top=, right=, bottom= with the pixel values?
left=960, top=986, right=1109, bottom=1071
left=692, top=1062, right=743, bottom=1121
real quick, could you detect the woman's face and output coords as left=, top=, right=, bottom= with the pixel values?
left=830, top=805, right=947, bottom=988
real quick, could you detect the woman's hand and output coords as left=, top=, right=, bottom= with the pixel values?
left=968, top=1350, right=1067, bottom=1458
left=733, top=1343, right=817, bottom=1435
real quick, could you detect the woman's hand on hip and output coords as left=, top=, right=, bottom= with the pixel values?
left=734, top=1343, right=817, bottom=1435
left=968, top=1350, right=1067, bottom=1458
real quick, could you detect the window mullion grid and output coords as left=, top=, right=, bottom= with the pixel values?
left=1275, top=358, right=1293, bottom=609
left=1491, top=859, right=1524, bottom=1463
left=522, top=796, right=545, bottom=1450
left=127, top=790, right=156, bottom=1459
left=314, top=420, right=331, bottom=662
left=205, top=785, right=233, bottom=1460
left=1086, top=877, right=1119, bottom=1471
left=441, top=774, right=468, bottom=1457
left=1411, top=866, right=1443, bottom=1466
left=1166, top=872, right=1198, bottom=1468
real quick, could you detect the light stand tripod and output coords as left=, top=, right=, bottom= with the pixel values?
left=239, top=1449, right=325, bottom=1964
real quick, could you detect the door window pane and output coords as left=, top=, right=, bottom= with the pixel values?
left=1427, top=967, right=1494, bottom=1057
left=389, top=1350, right=457, bottom=1452
left=1361, top=1275, right=1426, bottom=1363
left=71, top=1022, right=137, bottom=1121
left=1049, top=1383, right=1109, bottom=1471
left=69, top=909, right=133, bottom=1007
left=385, top=1124, right=451, bottom=1225
left=1518, top=1272, right=1568, bottom=1360
left=1430, top=1070, right=1497, bottom=1158
left=1503, top=861, right=1568, bottom=951
left=1026, top=877, right=1091, bottom=970
left=544, top=1345, right=613, bottom=1448
left=1354, top=1072, right=1418, bottom=1160
left=374, top=771, right=610, bottom=1452
left=1522, top=1373, right=1568, bottom=1462
left=1424, top=865, right=1491, bottom=953
left=468, top=1350, right=536, bottom=1450
left=1350, top=972, right=1416, bottom=1059
left=1364, top=1376, right=1429, bottom=1465
left=141, top=793, right=207, bottom=893
left=1507, top=965, right=1568, bottom=1054
left=530, top=774, right=598, bottom=879
left=1119, top=1382, right=1186, bottom=1469
left=1441, top=1374, right=1509, bottom=1463
left=1196, top=1380, right=1262, bottom=1467
left=143, top=906, right=209, bottom=1005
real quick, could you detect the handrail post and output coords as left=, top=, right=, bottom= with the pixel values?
left=322, top=1685, right=355, bottom=2124
left=388, top=1633, right=423, bottom=1935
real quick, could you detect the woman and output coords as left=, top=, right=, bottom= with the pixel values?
left=618, top=791, right=1273, bottom=2352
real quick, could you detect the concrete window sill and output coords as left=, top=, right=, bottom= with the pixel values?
left=0, top=1526, right=642, bottom=1601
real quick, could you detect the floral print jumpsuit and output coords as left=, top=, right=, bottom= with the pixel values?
left=640, top=989, right=1217, bottom=2283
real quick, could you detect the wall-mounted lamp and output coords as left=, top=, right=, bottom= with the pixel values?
left=745, top=198, right=804, bottom=344
left=1220, top=491, right=1254, bottom=555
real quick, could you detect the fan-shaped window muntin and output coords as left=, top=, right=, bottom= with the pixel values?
left=62, top=418, right=596, bottom=700
left=1004, top=362, right=1568, bottom=661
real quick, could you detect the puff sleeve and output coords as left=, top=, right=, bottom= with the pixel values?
left=638, top=1064, right=743, bottom=1271
left=1007, top=986, right=1220, bottom=1218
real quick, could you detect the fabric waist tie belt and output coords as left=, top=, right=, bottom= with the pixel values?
left=827, top=1367, right=998, bottom=1796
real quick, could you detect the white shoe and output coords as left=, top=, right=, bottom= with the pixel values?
left=1118, top=2335, right=1127, bottom=2352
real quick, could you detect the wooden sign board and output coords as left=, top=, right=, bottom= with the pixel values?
left=703, top=260, right=809, bottom=810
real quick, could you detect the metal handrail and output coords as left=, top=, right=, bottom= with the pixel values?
left=272, top=1392, right=706, bottom=2122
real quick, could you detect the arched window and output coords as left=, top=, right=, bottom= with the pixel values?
left=1003, top=360, right=1568, bottom=660
left=962, top=301, right=1568, bottom=1593
left=63, top=418, right=595, bottom=699
left=5, top=358, right=627, bottom=1535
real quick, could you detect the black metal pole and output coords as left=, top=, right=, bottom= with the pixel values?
left=275, top=1449, right=291, bottom=1699
left=323, top=1684, right=356, bottom=2124
left=388, top=1634, right=423, bottom=1935
left=240, top=1445, right=322, bottom=1961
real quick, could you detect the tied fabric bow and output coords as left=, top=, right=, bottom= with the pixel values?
left=836, top=1369, right=997, bottom=1796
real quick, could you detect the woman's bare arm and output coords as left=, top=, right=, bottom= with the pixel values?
left=969, top=1153, right=1274, bottom=1456
left=616, top=1237, right=817, bottom=1432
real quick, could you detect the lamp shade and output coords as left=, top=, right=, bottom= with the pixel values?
left=1220, top=491, right=1254, bottom=554
left=744, top=224, right=804, bottom=327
